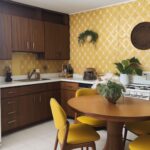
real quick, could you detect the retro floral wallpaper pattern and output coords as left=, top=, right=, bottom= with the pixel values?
left=70, top=0, right=150, bottom=74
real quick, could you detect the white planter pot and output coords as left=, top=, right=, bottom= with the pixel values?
left=86, top=35, right=92, bottom=42
left=120, top=74, right=129, bottom=85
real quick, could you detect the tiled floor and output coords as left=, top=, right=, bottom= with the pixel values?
left=1, top=120, right=137, bottom=150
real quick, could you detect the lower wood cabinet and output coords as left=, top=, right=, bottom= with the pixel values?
left=1, top=97, right=19, bottom=132
left=18, top=94, right=35, bottom=127
left=61, top=82, right=79, bottom=117
left=1, top=81, right=79, bottom=134
left=1, top=83, right=60, bottom=134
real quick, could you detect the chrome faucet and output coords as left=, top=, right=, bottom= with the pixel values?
left=27, top=69, right=36, bottom=80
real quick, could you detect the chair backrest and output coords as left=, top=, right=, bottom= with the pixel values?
left=76, top=88, right=97, bottom=97
left=50, top=98, right=67, bottom=130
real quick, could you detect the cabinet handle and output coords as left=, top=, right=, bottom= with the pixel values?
left=8, top=91, right=15, bottom=94
left=7, top=101, right=16, bottom=105
left=33, top=96, right=36, bottom=104
left=39, top=95, right=42, bottom=103
left=8, top=111, right=16, bottom=115
left=65, top=86, right=74, bottom=89
left=27, top=41, right=30, bottom=49
left=8, top=120, right=16, bottom=125
left=33, top=42, right=35, bottom=49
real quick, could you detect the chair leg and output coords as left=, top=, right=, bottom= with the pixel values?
left=123, top=127, right=128, bottom=147
left=81, top=147, right=83, bottom=150
left=86, top=147, right=89, bottom=150
left=54, top=136, right=58, bottom=150
left=91, top=142, right=96, bottom=150
left=74, top=112, right=79, bottom=124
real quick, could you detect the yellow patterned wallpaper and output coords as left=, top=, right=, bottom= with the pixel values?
left=0, top=0, right=149, bottom=76
left=70, top=0, right=150, bottom=75
left=0, top=53, right=67, bottom=75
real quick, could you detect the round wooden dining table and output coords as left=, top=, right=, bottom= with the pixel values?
left=68, top=95, right=150, bottom=150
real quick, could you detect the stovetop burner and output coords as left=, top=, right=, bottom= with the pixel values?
left=126, top=84, right=150, bottom=91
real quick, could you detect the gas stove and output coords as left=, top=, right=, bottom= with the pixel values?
left=124, top=84, right=150, bottom=100
left=126, top=84, right=150, bottom=91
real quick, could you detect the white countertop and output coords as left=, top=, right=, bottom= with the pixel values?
left=0, top=73, right=96, bottom=88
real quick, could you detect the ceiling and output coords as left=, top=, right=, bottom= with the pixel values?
left=11, top=0, right=136, bottom=14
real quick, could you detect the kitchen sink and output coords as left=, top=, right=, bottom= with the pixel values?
left=15, top=78, right=50, bottom=82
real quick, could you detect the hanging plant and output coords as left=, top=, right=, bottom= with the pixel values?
left=78, top=30, right=98, bottom=45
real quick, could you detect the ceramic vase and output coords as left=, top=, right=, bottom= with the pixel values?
left=86, top=35, right=92, bottom=42
left=120, top=74, right=129, bottom=85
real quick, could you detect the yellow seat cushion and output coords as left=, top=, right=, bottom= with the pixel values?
left=126, top=121, right=150, bottom=135
left=77, top=116, right=106, bottom=127
left=58, top=123, right=100, bottom=144
left=129, top=135, right=150, bottom=150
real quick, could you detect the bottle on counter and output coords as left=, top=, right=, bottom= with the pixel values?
left=66, top=64, right=74, bottom=78
left=5, top=66, right=12, bottom=82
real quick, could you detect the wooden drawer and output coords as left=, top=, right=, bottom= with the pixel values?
left=19, top=84, right=46, bottom=95
left=1, top=87, right=20, bottom=98
left=2, top=116, right=18, bottom=132
left=2, top=98, right=18, bottom=116
left=61, top=82, right=79, bottom=90
left=47, top=82, right=60, bottom=90
left=1, top=84, right=47, bottom=98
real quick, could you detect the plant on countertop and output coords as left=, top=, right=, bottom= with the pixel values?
left=115, top=57, right=143, bottom=76
left=78, top=30, right=98, bottom=45
left=97, top=80, right=125, bottom=104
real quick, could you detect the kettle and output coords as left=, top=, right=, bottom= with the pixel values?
left=83, top=68, right=97, bottom=80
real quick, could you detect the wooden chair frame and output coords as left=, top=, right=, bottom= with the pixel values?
left=123, top=127, right=133, bottom=147
left=54, top=121, right=96, bottom=150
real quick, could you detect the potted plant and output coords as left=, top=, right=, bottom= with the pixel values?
left=78, top=30, right=98, bottom=45
left=115, top=57, right=143, bottom=85
left=97, top=80, right=125, bottom=104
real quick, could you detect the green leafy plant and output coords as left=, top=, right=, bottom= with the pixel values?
left=97, top=80, right=125, bottom=104
left=115, top=57, right=143, bottom=75
left=78, top=30, right=98, bottom=45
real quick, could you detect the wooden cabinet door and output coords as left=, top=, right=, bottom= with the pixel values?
left=0, top=13, right=12, bottom=59
left=12, top=16, right=30, bottom=52
left=44, top=22, right=70, bottom=60
left=61, top=89, right=76, bottom=117
left=30, top=19, right=44, bottom=52
left=45, top=22, right=60, bottom=59
left=59, top=25, right=70, bottom=60
left=45, top=90, right=61, bottom=119
left=18, top=94, right=35, bottom=126
left=34, top=92, right=47, bottom=122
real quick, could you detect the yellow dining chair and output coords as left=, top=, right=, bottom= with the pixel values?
left=50, top=98, right=100, bottom=150
left=123, top=120, right=150, bottom=145
left=75, top=88, right=106, bottom=128
left=129, top=135, right=150, bottom=150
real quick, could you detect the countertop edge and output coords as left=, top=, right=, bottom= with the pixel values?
left=0, top=78, right=96, bottom=88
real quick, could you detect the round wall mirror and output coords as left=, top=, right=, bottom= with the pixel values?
left=131, top=22, right=150, bottom=50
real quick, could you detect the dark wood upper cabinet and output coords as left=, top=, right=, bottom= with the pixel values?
left=0, top=13, right=12, bottom=60
left=45, top=22, right=70, bottom=60
left=12, top=16, right=44, bottom=53
left=59, top=24, right=70, bottom=59
left=0, top=1, right=69, bottom=59
left=12, top=16, right=30, bottom=52
left=30, top=19, right=44, bottom=52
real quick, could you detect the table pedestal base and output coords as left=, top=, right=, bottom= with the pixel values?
left=104, top=121, right=124, bottom=150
